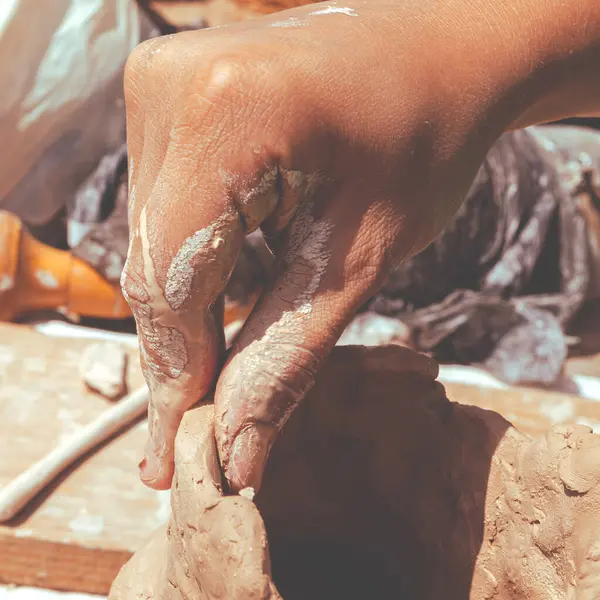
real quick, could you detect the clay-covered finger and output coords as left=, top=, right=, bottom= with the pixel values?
left=214, top=181, right=414, bottom=492
left=121, top=37, right=286, bottom=489
left=121, top=171, right=242, bottom=488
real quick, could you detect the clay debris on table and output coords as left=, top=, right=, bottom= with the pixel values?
left=79, top=342, right=129, bottom=400
left=0, top=324, right=150, bottom=596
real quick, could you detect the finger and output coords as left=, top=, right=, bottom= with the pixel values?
left=214, top=181, right=411, bottom=492
left=123, top=35, right=299, bottom=489
left=121, top=41, right=230, bottom=488
left=122, top=155, right=241, bottom=489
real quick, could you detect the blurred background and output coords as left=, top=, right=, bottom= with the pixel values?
left=1, top=1, right=600, bottom=599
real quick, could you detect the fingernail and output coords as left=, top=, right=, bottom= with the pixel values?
left=227, top=424, right=275, bottom=492
left=139, top=438, right=160, bottom=483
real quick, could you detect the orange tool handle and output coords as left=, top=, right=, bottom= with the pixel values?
left=0, top=211, right=131, bottom=322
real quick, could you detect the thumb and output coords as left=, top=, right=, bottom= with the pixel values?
left=214, top=188, right=404, bottom=492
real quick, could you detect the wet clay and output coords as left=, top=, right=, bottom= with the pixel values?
left=109, top=345, right=600, bottom=600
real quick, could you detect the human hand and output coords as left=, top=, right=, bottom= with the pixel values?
left=121, top=0, right=600, bottom=492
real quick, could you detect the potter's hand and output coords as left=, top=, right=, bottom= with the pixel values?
left=122, top=0, right=600, bottom=491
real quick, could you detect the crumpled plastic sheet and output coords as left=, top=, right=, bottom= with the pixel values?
left=0, top=0, right=144, bottom=226
left=367, top=126, right=600, bottom=385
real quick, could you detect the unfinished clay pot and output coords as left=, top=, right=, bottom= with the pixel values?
left=109, top=345, right=600, bottom=600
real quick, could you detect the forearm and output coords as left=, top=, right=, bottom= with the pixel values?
left=347, top=0, right=600, bottom=135
left=504, top=1, right=600, bottom=128
left=288, top=0, right=599, bottom=158
left=424, top=0, right=600, bottom=130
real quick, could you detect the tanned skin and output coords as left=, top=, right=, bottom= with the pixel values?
left=121, top=0, right=600, bottom=492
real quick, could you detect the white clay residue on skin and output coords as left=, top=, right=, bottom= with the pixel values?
left=120, top=225, right=139, bottom=304
left=270, top=18, right=310, bottom=27
left=266, top=200, right=333, bottom=426
left=68, top=513, right=105, bottom=536
left=224, top=193, right=333, bottom=434
left=0, top=275, right=13, bottom=291
left=128, top=155, right=134, bottom=190
left=135, top=206, right=189, bottom=381
left=285, top=170, right=323, bottom=194
left=308, top=5, right=358, bottom=17
left=220, top=166, right=280, bottom=232
left=239, top=487, right=256, bottom=501
left=245, top=166, right=278, bottom=202
left=127, top=184, right=137, bottom=226
left=241, top=166, right=278, bottom=212
left=165, top=223, right=219, bottom=311
left=283, top=199, right=333, bottom=317
left=140, top=204, right=174, bottom=307
left=35, top=269, right=59, bottom=289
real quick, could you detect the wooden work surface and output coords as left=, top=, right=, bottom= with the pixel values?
left=1, top=318, right=600, bottom=595
left=445, top=381, right=600, bottom=437
left=154, top=0, right=258, bottom=27
left=0, top=323, right=166, bottom=596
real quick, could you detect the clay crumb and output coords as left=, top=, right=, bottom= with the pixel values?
left=224, top=319, right=244, bottom=348
left=238, top=487, right=255, bottom=501
left=0, top=275, right=14, bottom=291
left=79, top=342, right=128, bottom=400
left=35, top=270, right=59, bottom=289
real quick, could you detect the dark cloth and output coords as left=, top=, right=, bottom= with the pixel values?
left=367, top=127, right=600, bottom=385
left=70, top=144, right=129, bottom=283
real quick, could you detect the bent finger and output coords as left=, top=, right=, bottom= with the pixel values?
left=214, top=182, right=412, bottom=492
left=122, top=38, right=294, bottom=488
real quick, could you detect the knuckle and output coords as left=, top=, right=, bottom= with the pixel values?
left=120, top=253, right=149, bottom=308
left=229, top=341, right=321, bottom=422
left=174, top=58, right=252, bottom=136
left=204, top=56, right=248, bottom=98
left=194, top=52, right=282, bottom=124
left=124, top=36, right=184, bottom=113
left=125, top=35, right=176, bottom=84
left=151, top=388, right=177, bottom=417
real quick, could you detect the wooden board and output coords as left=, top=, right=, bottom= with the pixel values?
left=444, top=382, right=600, bottom=437
left=0, top=324, right=166, bottom=596
left=2, top=315, right=600, bottom=596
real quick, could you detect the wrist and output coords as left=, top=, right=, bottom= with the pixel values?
left=424, top=0, right=600, bottom=134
